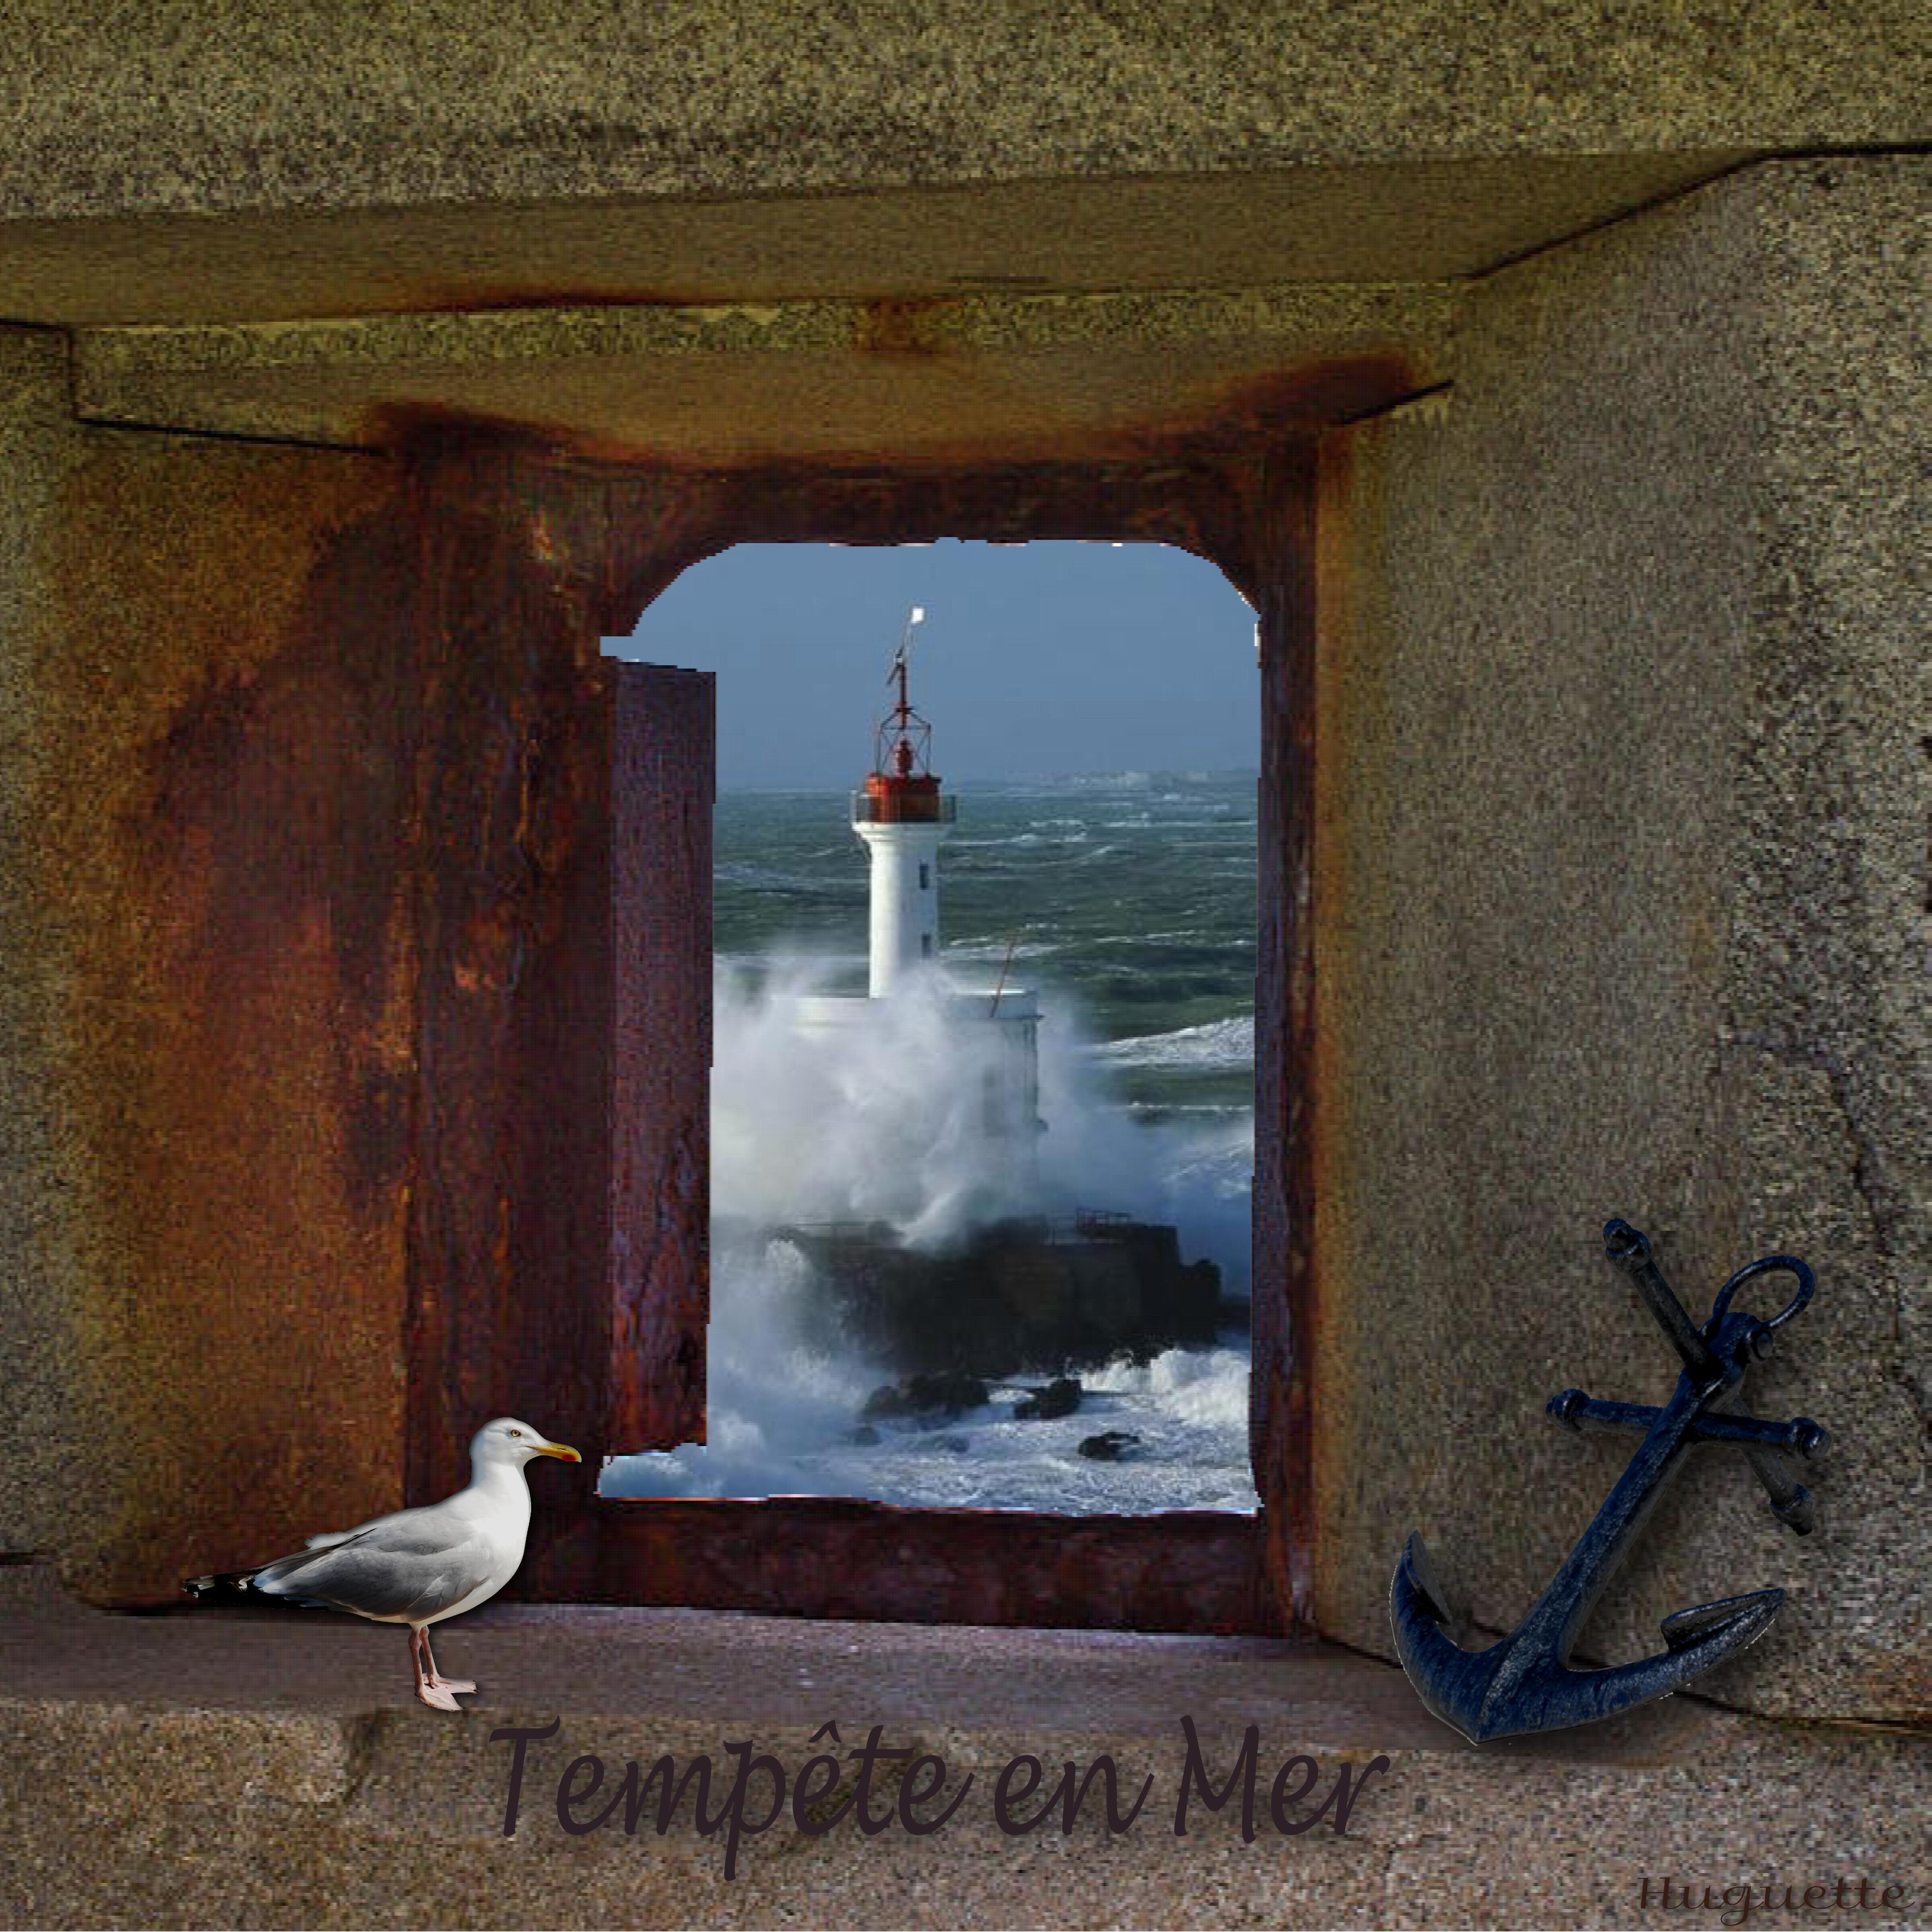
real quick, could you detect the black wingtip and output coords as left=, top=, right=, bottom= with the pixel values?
left=182, top=1568, right=257, bottom=1600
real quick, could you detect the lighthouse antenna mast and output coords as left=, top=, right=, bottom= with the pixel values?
left=877, top=605, right=931, bottom=779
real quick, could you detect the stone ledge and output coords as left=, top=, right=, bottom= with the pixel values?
left=1, top=160, right=1735, bottom=329
left=67, top=284, right=1453, bottom=460
left=0, top=1566, right=1924, bottom=1928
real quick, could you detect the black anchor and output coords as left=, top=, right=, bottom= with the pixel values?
left=1392, top=1219, right=1828, bottom=1743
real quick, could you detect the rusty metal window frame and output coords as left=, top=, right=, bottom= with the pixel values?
left=403, top=442, right=1323, bottom=1639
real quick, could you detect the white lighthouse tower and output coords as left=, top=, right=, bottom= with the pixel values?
left=852, top=608, right=953, bottom=997
left=791, top=607, right=1043, bottom=1212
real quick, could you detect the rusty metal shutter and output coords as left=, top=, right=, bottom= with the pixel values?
left=605, top=659, right=712, bottom=1456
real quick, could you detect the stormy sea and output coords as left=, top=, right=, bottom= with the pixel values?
left=600, top=770, right=1259, bottom=1514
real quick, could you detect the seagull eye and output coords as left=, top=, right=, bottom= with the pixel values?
left=507, top=1428, right=522, bottom=1438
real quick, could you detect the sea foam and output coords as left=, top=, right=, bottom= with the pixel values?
left=601, top=958, right=1257, bottom=1510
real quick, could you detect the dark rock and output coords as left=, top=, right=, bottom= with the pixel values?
left=781, top=1217, right=1221, bottom=1377
left=860, top=1371, right=991, bottom=1422
left=1014, top=1376, right=1082, bottom=1421
left=847, top=1424, right=881, bottom=1447
left=1077, top=1430, right=1141, bottom=1462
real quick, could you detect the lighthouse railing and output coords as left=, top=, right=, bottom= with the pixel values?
left=850, top=790, right=958, bottom=825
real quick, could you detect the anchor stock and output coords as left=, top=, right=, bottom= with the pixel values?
left=1391, top=1220, right=1827, bottom=1743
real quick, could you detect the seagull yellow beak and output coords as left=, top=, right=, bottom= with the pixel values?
left=534, top=1442, right=582, bottom=1462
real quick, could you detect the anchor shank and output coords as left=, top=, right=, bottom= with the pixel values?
left=1525, top=1364, right=1723, bottom=1662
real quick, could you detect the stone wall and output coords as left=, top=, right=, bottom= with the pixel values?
left=1, top=2, right=1923, bottom=226
left=1314, top=155, right=1929, bottom=1722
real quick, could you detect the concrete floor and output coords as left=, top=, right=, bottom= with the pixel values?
left=0, top=1563, right=1924, bottom=1928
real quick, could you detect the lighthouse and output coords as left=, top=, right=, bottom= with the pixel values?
left=851, top=607, right=954, bottom=997
left=791, top=606, right=1043, bottom=1212
left=770, top=605, right=1225, bottom=1370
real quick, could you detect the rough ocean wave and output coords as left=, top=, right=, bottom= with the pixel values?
left=1090, top=1014, right=1256, bottom=1073
left=604, top=773, right=1259, bottom=1514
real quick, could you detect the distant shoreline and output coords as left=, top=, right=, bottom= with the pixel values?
left=716, top=770, right=1262, bottom=796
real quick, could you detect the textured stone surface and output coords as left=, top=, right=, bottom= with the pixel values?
left=68, top=285, right=1451, bottom=460
left=0, top=1568, right=1924, bottom=1929
left=0, top=4, right=1923, bottom=226
left=1313, top=156, right=1930, bottom=1723
left=0, top=158, right=1738, bottom=328
left=1720, top=154, right=1932, bottom=1721
left=2, top=0, right=1927, bottom=1773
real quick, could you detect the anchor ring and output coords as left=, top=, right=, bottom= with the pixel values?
left=1704, top=1253, right=1815, bottom=1338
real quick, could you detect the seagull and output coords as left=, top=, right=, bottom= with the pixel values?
left=185, top=1417, right=581, bottom=1710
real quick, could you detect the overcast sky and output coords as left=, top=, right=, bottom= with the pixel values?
left=611, top=540, right=1259, bottom=790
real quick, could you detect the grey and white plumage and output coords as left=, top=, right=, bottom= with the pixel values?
left=186, top=1416, right=581, bottom=1710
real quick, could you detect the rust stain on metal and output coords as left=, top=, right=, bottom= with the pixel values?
left=1251, top=443, right=1322, bottom=1634
left=393, top=438, right=625, bottom=1600
left=37, top=405, right=1335, bottom=1630
left=1200, top=356, right=1419, bottom=441
left=43, top=440, right=418, bottom=1600
left=364, top=401, right=591, bottom=470
left=595, top=1500, right=1282, bottom=1635
left=854, top=296, right=952, bottom=357
left=606, top=659, right=712, bottom=1455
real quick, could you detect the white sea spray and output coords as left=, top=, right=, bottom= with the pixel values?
left=603, top=958, right=1256, bottom=1510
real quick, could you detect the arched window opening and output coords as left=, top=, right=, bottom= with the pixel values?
left=604, top=539, right=1259, bottom=1520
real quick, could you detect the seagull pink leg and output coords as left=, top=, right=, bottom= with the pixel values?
left=410, top=1626, right=464, bottom=1712
left=420, top=1627, right=476, bottom=1695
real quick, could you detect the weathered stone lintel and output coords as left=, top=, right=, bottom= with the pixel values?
left=0, top=155, right=1754, bottom=329
left=67, top=285, right=1454, bottom=462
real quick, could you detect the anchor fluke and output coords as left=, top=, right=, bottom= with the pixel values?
left=1488, top=1594, right=1784, bottom=1740
left=1398, top=1531, right=1460, bottom=1630
left=1392, top=1544, right=1786, bottom=1744
left=1389, top=1534, right=1489, bottom=1738
left=1660, top=1591, right=1784, bottom=1652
